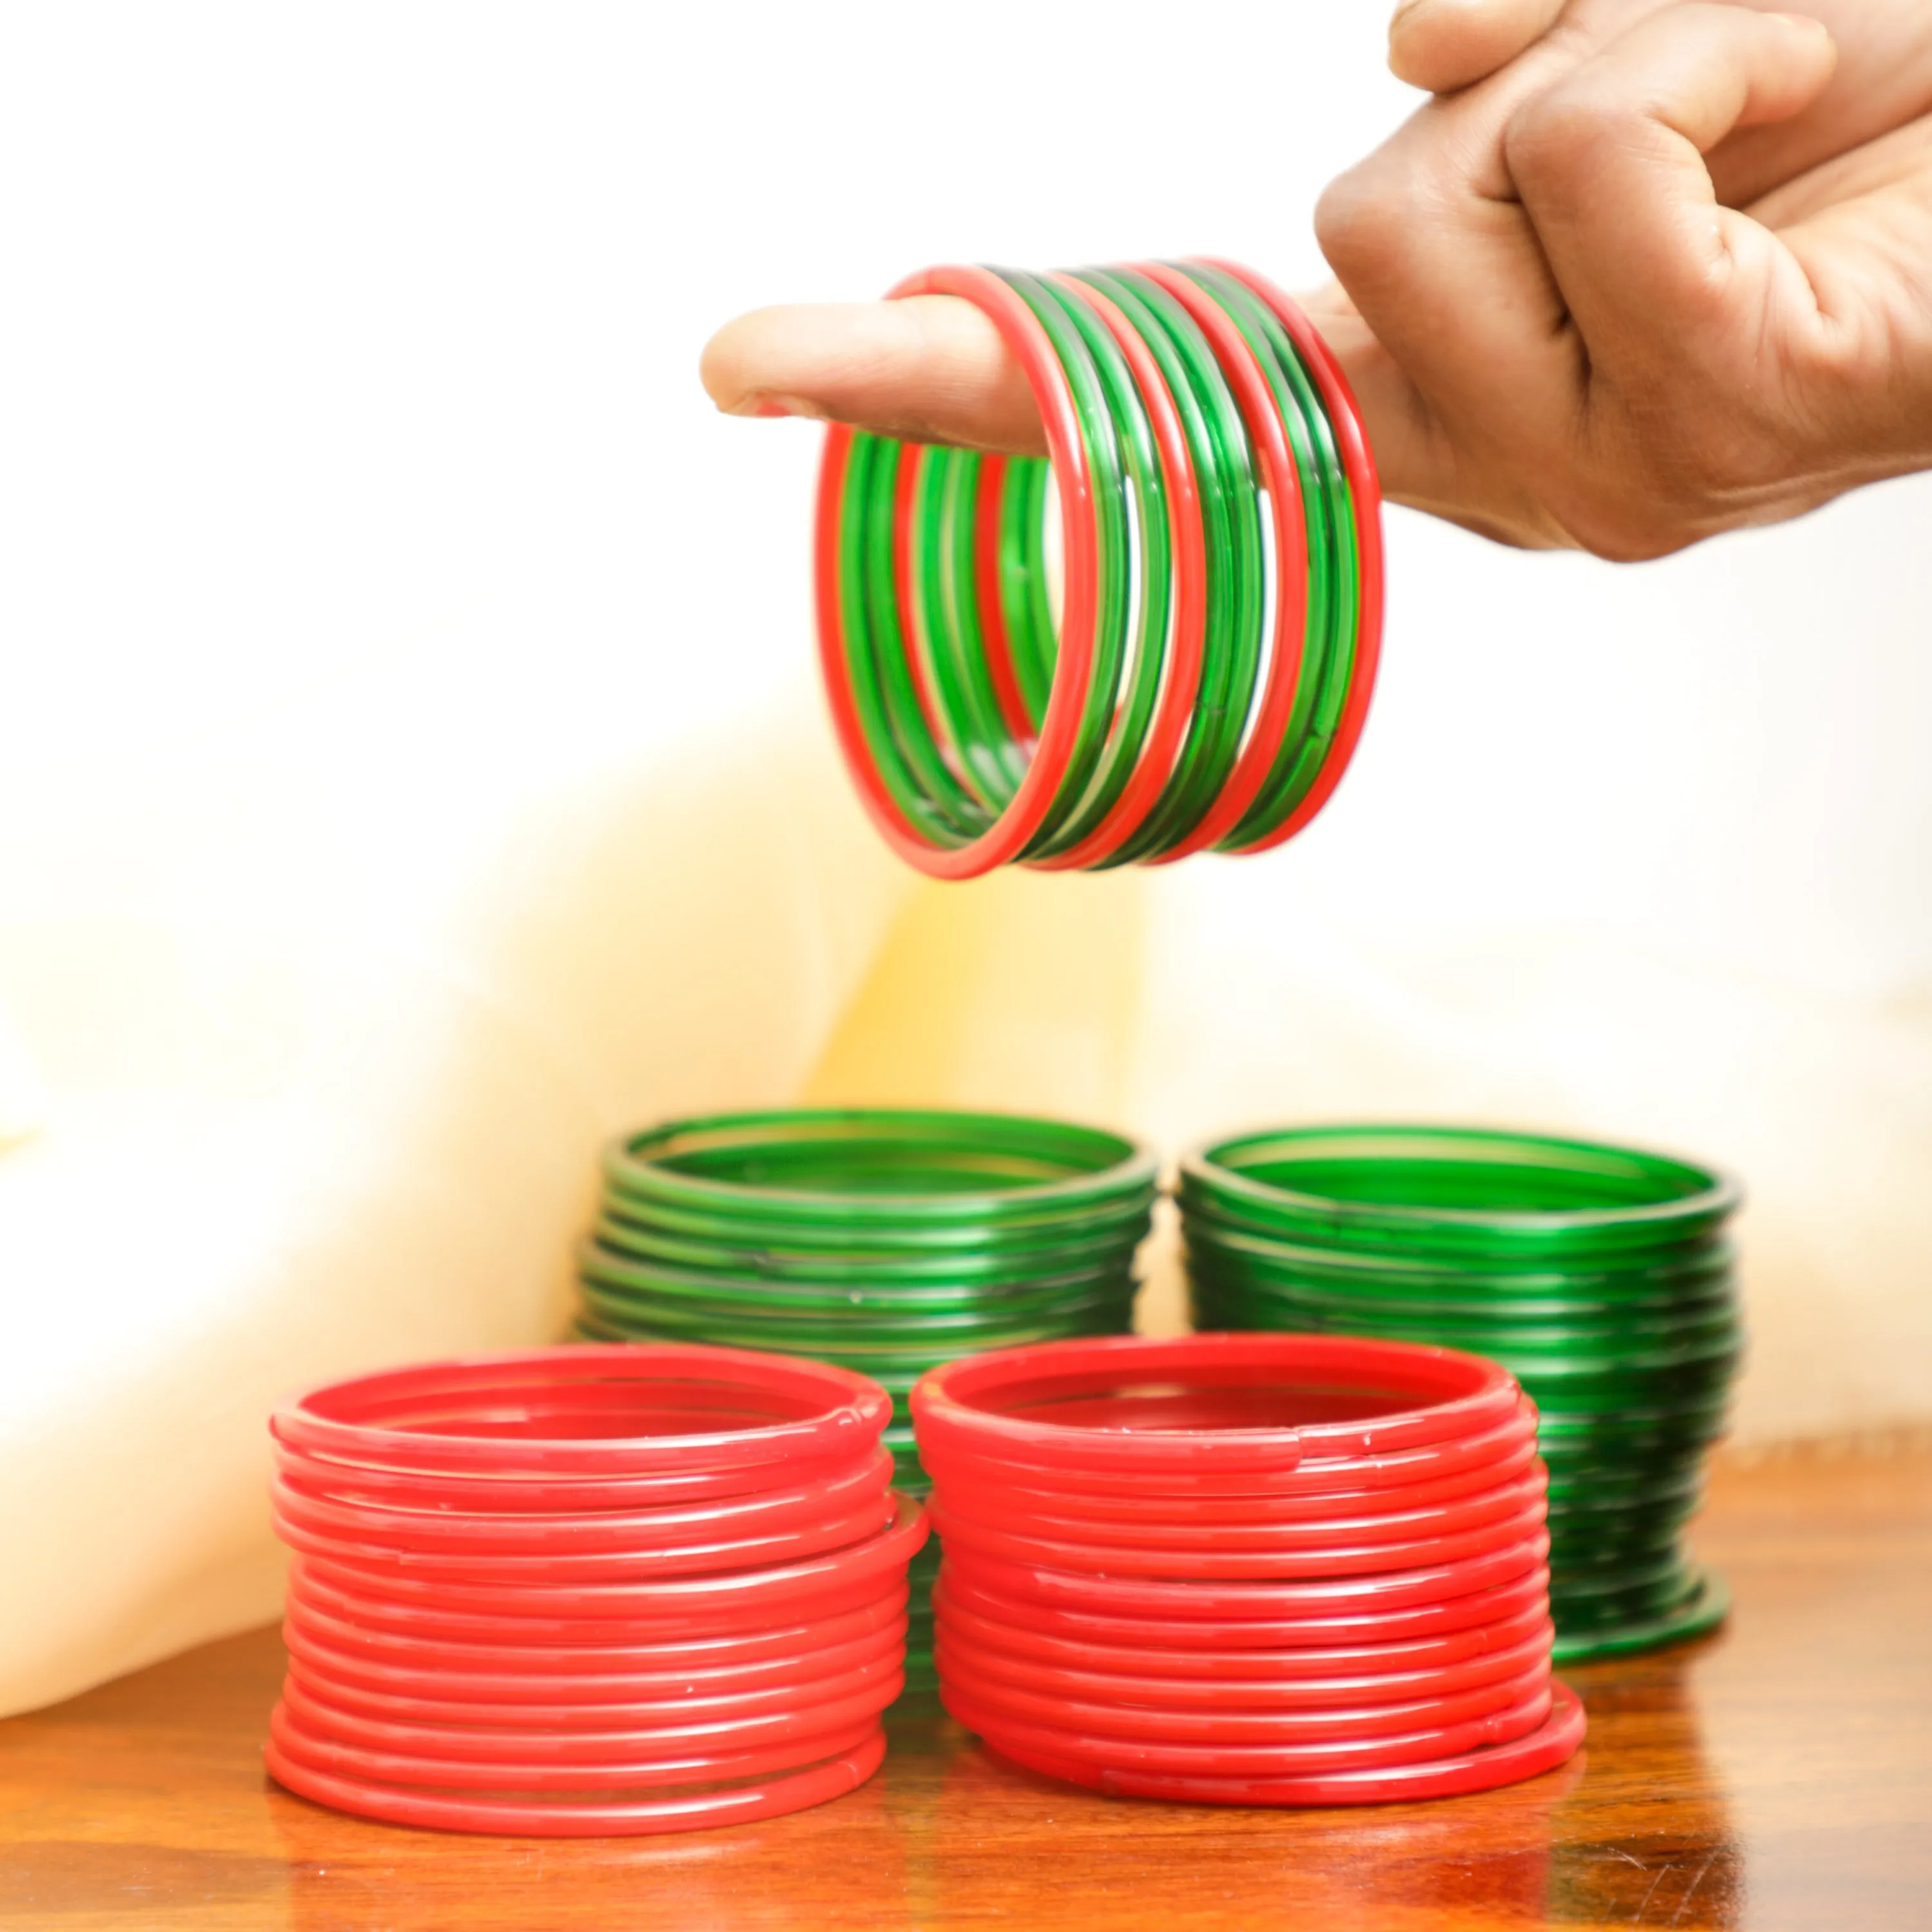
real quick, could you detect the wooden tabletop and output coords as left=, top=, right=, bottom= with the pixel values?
left=2, top=1443, right=1927, bottom=1932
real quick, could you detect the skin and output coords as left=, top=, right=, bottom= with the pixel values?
left=699, top=0, right=1932, bottom=559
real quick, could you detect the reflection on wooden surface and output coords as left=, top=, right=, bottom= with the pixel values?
left=1547, top=1649, right=1740, bottom=1927
left=0, top=1445, right=1926, bottom=1931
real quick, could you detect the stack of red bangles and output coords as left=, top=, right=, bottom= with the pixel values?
left=265, top=1345, right=927, bottom=1835
left=913, top=1334, right=1584, bottom=1805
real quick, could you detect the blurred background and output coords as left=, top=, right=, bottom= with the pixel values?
left=1, top=2, right=1927, bottom=1712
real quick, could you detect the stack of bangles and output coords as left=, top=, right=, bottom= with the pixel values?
left=911, top=1334, right=1585, bottom=1804
left=816, top=260, right=1383, bottom=878
left=1181, top=1126, right=1744, bottom=1660
left=574, top=1109, right=1158, bottom=1689
left=265, top=1346, right=926, bottom=1835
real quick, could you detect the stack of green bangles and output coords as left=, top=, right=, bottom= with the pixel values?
left=576, top=1109, right=1158, bottom=1688
left=1180, top=1125, right=1743, bottom=1662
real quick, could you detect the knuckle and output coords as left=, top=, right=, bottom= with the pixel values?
left=1314, top=160, right=1435, bottom=292
left=1503, top=82, right=1613, bottom=192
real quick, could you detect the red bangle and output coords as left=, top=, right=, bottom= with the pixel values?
left=287, top=1492, right=928, bottom=1629
left=933, top=1562, right=1553, bottom=1656
left=942, top=1680, right=1554, bottom=1778
left=928, top=1497, right=1551, bottom=1583
left=937, top=1645, right=1551, bottom=1744
left=274, top=1344, right=891, bottom=1477
left=813, top=267, right=1101, bottom=880
left=934, top=1577, right=1551, bottom=1683
left=270, top=1699, right=883, bottom=1795
left=938, top=1612, right=1551, bottom=1710
left=277, top=1669, right=901, bottom=1766
left=272, top=1440, right=884, bottom=1515
left=283, top=1609, right=908, bottom=1707
left=937, top=1530, right=1549, bottom=1623
left=925, top=1465, right=1546, bottom=1557
left=270, top=1492, right=897, bottom=1582
left=265, top=1722, right=889, bottom=1837
left=284, top=1649, right=905, bottom=1734
left=911, top=1395, right=1539, bottom=1502
left=915, top=1430, right=1539, bottom=1528
left=286, top=1567, right=911, bottom=1662
left=270, top=1445, right=891, bottom=1555
left=911, top=1333, right=1522, bottom=1475
left=985, top=1687, right=1584, bottom=1809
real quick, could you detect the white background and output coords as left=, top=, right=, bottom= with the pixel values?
left=4, top=0, right=1929, bottom=970
left=4, top=1, right=1927, bottom=980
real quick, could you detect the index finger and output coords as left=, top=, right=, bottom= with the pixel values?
left=699, top=297, right=1046, bottom=457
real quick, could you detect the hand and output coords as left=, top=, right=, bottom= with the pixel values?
left=1322, top=0, right=1932, bottom=554
left=699, top=1, right=1932, bottom=559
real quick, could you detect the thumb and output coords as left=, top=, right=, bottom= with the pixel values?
left=1388, top=0, right=1570, bottom=93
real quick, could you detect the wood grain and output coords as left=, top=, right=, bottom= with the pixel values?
left=2, top=1445, right=1927, bottom=1932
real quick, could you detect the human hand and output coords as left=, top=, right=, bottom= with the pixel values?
left=1320, top=0, right=1932, bottom=554
left=700, top=1, right=1932, bottom=559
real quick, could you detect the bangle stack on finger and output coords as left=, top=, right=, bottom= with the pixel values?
left=913, top=1334, right=1584, bottom=1803
left=817, top=260, right=1384, bottom=878
left=573, top=1110, right=1159, bottom=1688
left=1180, top=1126, right=1743, bottom=1661
left=265, top=1345, right=926, bottom=1835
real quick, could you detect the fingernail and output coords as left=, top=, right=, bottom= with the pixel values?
left=727, top=393, right=827, bottom=421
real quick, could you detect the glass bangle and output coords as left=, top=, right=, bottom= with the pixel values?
left=265, top=1722, right=889, bottom=1837
left=811, top=260, right=1383, bottom=878
left=981, top=1683, right=1583, bottom=1808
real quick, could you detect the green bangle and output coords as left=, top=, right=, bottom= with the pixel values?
left=607, top=1108, right=1156, bottom=1234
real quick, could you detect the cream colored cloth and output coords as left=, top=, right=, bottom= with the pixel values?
left=0, top=706, right=909, bottom=1715
left=5, top=681, right=1931, bottom=1718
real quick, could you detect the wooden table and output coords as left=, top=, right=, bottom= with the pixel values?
left=3, top=1444, right=1927, bottom=1931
